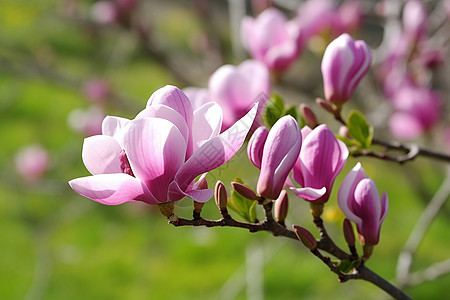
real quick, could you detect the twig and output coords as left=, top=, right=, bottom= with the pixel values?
left=396, top=166, right=450, bottom=287
left=170, top=202, right=411, bottom=300
left=407, top=259, right=450, bottom=286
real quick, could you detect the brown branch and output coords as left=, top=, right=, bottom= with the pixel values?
left=170, top=202, right=411, bottom=300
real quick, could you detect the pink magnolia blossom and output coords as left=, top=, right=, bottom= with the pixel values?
left=403, top=0, right=427, bottom=44
left=389, top=84, right=441, bottom=140
left=338, top=163, right=388, bottom=246
left=208, top=60, right=270, bottom=131
left=321, top=33, right=372, bottom=103
left=289, top=124, right=348, bottom=203
left=241, top=8, right=302, bottom=72
left=82, top=78, right=110, bottom=103
left=247, top=126, right=269, bottom=169
left=256, top=116, right=302, bottom=200
left=67, top=106, right=105, bottom=136
left=185, top=60, right=270, bottom=132
left=296, top=0, right=336, bottom=43
left=15, top=144, right=50, bottom=182
left=69, top=85, right=258, bottom=205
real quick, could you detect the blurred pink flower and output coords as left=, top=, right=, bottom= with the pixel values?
left=289, top=124, right=348, bottom=204
left=295, top=0, right=363, bottom=46
left=69, top=85, right=258, bottom=205
left=389, top=84, right=441, bottom=139
left=82, top=79, right=110, bottom=103
left=67, top=106, right=105, bottom=136
left=321, top=33, right=372, bottom=103
left=15, top=144, right=50, bottom=182
left=241, top=8, right=302, bottom=72
left=208, top=60, right=271, bottom=131
left=338, top=163, right=388, bottom=246
left=403, top=0, right=428, bottom=44
left=256, top=116, right=302, bottom=200
left=296, top=0, right=336, bottom=43
left=91, top=1, right=118, bottom=24
left=335, top=0, right=363, bottom=35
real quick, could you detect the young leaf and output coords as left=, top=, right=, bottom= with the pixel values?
left=227, top=178, right=257, bottom=223
left=346, top=110, right=373, bottom=148
left=264, top=94, right=285, bottom=128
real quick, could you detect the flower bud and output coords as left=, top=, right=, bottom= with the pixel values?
left=293, top=225, right=317, bottom=250
left=247, top=126, right=269, bottom=169
left=343, top=218, right=355, bottom=247
left=231, top=182, right=259, bottom=200
left=321, top=33, right=372, bottom=103
left=215, top=181, right=228, bottom=211
left=316, top=97, right=335, bottom=115
left=299, top=103, right=318, bottom=128
left=257, top=116, right=302, bottom=199
left=338, top=125, right=351, bottom=139
left=274, top=190, right=289, bottom=225
left=338, top=163, right=389, bottom=246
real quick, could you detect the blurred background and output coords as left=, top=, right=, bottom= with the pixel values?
left=1, top=0, right=450, bottom=299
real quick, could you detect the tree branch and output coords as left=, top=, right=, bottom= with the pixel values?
left=170, top=201, right=411, bottom=300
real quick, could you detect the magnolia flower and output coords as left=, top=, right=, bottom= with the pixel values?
left=15, top=144, right=50, bottom=182
left=338, top=163, right=388, bottom=246
left=67, top=106, right=105, bottom=136
left=403, top=0, right=427, bottom=44
left=208, top=60, right=270, bottom=131
left=255, top=116, right=302, bottom=199
left=82, top=78, right=110, bottom=103
left=321, top=33, right=372, bottom=103
left=69, top=85, right=258, bottom=205
left=389, top=84, right=441, bottom=140
left=289, top=124, right=348, bottom=203
left=241, top=8, right=302, bottom=72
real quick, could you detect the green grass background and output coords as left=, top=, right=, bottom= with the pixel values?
left=1, top=1, right=450, bottom=299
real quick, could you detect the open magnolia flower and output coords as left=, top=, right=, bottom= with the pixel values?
left=69, top=85, right=258, bottom=205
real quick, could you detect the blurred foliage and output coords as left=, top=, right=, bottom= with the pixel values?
left=1, top=1, right=450, bottom=299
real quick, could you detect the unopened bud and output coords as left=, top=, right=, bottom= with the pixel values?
left=215, top=181, right=228, bottom=212
left=343, top=219, right=355, bottom=247
left=338, top=126, right=351, bottom=139
left=157, top=202, right=177, bottom=222
left=231, top=182, right=258, bottom=200
left=316, top=98, right=335, bottom=114
left=299, top=104, right=318, bottom=128
left=274, top=190, right=289, bottom=225
left=293, top=225, right=317, bottom=250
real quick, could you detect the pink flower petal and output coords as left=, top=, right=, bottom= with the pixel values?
left=192, top=102, right=223, bottom=151
left=289, top=186, right=327, bottom=201
left=122, top=118, right=187, bottom=202
left=135, top=104, right=189, bottom=146
left=69, top=173, right=159, bottom=205
left=102, top=115, right=130, bottom=139
left=82, top=135, right=122, bottom=175
left=168, top=181, right=214, bottom=203
left=175, top=103, right=258, bottom=190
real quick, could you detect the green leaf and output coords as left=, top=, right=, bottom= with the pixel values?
left=284, top=105, right=298, bottom=120
left=346, top=110, right=373, bottom=148
left=227, top=178, right=257, bottom=223
left=336, top=260, right=361, bottom=273
left=264, top=94, right=285, bottom=128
